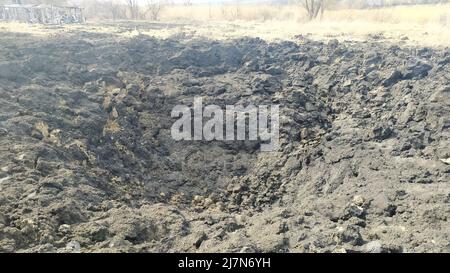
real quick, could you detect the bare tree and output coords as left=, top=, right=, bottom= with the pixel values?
left=301, top=0, right=325, bottom=20
left=146, top=0, right=164, bottom=21
left=106, top=1, right=126, bottom=20
left=41, top=0, right=69, bottom=5
left=125, top=0, right=139, bottom=20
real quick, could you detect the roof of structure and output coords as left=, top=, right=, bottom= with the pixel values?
left=0, top=4, right=81, bottom=9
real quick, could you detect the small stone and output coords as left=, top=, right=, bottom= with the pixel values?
left=352, top=195, right=365, bottom=206
left=328, top=39, right=339, bottom=47
left=305, top=102, right=317, bottom=112
left=385, top=204, right=397, bottom=217
left=370, top=125, right=393, bottom=140
left=332, top=247, right=347, bottom=253
left=110, top=107, right=119, bottom=119
left=224, top=219, right=241, bottom=232
left=193, top=195, right=204, bottom=204
left=0, top=213, right=6, bottom=225
left=203, top=197, right=213, bottom=207
left=301, top=128, right=312, bottom=140
left=109, top=238, right=132, bottom=248
left=66, top=240, right=81, bottom=253
left=383, top=70, right=403, bottom=87
left=194, top=232, right=207, bottom=249
left=31, top=129, right=44, bottom=140
left=126, top=84, right=140, bottom=95
left=239, top=246, right=257, bottom=253
left=235, top=214, right=246, bottom=225
left=303, top=210, right=314, bottom=216
left=333, top=225, right=363, bottom=246
left=86, top=225, right=109, bottom=242
left=347, top=217, right=366, bottom=228
left=276, top=222, right=289, bottom=234
left=363, top=241, right=383, bottom=253
left=297, top=232, right=307, bottom=242
left=0, top=238, right=16, bottom=252
left=102, top=96, right=112, bottom=111
left=342, top=203, right=365, bottom=220
left=343, top=79, right=352, bottom=87
left=215, top=201, right=225, bottom=211
left=232, top=184, right=242, bottom=193
left=36, top=243, right=56, bottom=253
left=0, top=128, right=8, bottom=136
left=440, top=158, right=450, bottom=165
left=266, top=66, right=283, bottom=75
left=58, top=224, right=71, bottom=234
left=83, top=82, right=98, bottom=93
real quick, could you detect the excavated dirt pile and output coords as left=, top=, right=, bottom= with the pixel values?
left=0, top=30, right=449, bottom=253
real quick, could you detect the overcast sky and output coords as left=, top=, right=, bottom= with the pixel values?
left=149, top=0, right=276, bottom=3
left=71, top=0, right=281, bottom=4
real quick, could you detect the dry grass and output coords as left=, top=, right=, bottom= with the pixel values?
left=324, top=4, right=450, bottom=25
left=157, top=3, right=450, bottom=25
left=1, top=3, right=450, bottom=47
left=151, top=3, right=450, bottom=47
left=158, top=4, right=301, bottom=22
left=140, top=3, right=450, bottom=47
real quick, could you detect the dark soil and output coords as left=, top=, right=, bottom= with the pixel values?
left=0, top=27, right=449, bottom=253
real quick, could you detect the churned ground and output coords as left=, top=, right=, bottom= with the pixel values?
left=0, top=20, right=449, bottom=253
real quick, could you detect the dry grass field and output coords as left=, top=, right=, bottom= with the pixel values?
left=2, top=3, right=450, bottom=47
left=145, top=3, right=450, bottom=46
left=157, top=3, right=450, bottom=24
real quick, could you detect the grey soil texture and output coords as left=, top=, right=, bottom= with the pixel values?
left=0, top=27, right=449, bottom=253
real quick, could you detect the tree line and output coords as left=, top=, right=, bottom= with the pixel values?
left=1, top=0, right=448, bottom=21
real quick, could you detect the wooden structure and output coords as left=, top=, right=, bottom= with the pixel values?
left=0, top=4, right=84, bottom=24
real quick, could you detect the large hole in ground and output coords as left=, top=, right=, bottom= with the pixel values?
left=0, top=28, right=449, bottom=253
